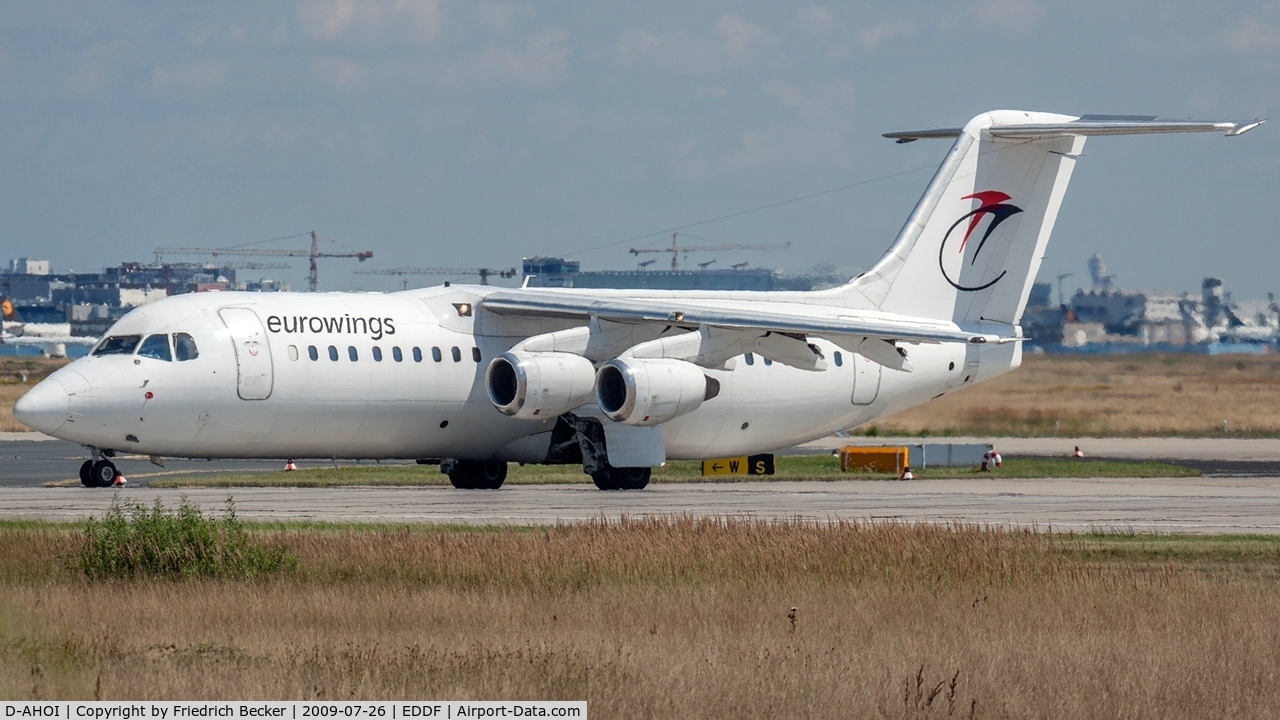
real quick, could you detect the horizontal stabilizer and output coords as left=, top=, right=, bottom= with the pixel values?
left=884, top=114, right=1264, bottom=143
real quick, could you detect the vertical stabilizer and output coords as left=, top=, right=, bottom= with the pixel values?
left=842, top=110, right=1261, bottom=325
left=844, top=110, right=1082, bottom=325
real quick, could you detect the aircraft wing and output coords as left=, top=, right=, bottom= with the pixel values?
left=481, top=290, right=998, bottom=345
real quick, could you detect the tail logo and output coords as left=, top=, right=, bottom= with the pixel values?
left=939, top=191, right=1024, bottom=291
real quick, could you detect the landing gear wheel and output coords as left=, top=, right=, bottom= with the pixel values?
left=446, top=460, right=507, bottom=489
left=79, top=460, right=94, bottom=488
left=591, top=465, right=651, bottom=491
left=90, top=460, right=118, bottom=488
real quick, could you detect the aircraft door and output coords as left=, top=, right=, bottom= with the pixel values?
left=851, top=354, right=881, bottom=405
left=219, top=308, right=274, bottom=400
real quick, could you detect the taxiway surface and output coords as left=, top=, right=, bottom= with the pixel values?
left=4, top=476, right=1280, bottom=533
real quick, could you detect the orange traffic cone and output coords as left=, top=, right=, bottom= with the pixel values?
left=113, top=474, right=127, bottom=487
left=1072, top=446, right=1084, bottom=459
left=284, top=460, right=298, bottom=471
left=899, top=466, right=914, bottom=480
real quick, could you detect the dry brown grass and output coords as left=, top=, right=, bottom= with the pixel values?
left=3, top=519, right=1280, bottom=717
left=879, top=353, right=1280, bottom=437
left=0, top=357, right=69, bottom=432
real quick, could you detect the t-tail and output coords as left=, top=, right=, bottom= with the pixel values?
left=843, top=110, right=1263, bottom=326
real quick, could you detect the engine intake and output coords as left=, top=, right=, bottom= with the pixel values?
left=595, top=357, right=718, bottom=426
left=485, top=351, right=596, bottom=420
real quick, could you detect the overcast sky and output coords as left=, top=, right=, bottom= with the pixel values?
left=1, top=0, right=1277, bottom=298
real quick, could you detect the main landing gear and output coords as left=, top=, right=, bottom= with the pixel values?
left=589, top=464, right=651, bottom=491
left=79, top=449, right=119, bottom=488
left=442, top=459, right=507, bottom=489
left=558, top=414, right=651, bottom=491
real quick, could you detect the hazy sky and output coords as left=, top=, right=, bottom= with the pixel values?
left=1, top=1, right=1277, bottom=298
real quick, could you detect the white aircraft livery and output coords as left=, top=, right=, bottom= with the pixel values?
left=13, top=110, right=1264, bottom=489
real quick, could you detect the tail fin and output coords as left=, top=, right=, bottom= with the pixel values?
left=844, top=110, right=1262, bottom=325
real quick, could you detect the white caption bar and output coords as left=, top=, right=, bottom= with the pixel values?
left=2, top=703, right=585, bottom=720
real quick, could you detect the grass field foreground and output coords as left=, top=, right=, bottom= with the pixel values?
left=2, top=517, right=1280, bottom=717
left=142, top=456, right=1198, bottom=488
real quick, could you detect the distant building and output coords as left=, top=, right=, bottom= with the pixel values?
left=8, top=258, right=49, bottom=275
left=2, top=257, right=290, bottom=344
left=521, top=256, right=845, bottom=292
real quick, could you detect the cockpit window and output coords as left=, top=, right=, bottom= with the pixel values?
left=174, top=333, right=199, bottom=361
left=137, top=334, right=172, bottom=361
left=93, top=335, right=142, bottom=356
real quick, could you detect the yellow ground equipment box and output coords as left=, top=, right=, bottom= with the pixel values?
left=839, top=446, right=908, bottom=473
left=702, top=454, right=776, bottom=476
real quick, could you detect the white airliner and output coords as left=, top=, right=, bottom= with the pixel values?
left=13, top=110, right=1263, bottom=489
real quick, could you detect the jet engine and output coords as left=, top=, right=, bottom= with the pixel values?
left=485, top=351, right=597, bottom=420
left=595, top=357, right=719, bottom=426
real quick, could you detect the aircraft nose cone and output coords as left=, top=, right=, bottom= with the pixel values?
left=13, top=379, right=69, bottom=435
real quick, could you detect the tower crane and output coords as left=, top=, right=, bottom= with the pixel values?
left=155, top=231, right=372, bottom=292
left=629, top=233, right=790, bottom=270
left=1055, top=272, right=1073, bottom=306
left=354, top=266, right=519, bottom=286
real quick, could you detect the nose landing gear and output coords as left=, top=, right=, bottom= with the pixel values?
left=80, top=449, right=120, bottom=488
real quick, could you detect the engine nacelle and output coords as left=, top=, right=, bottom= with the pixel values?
left=486, top=351, right=597, bottom=420
left=595, top=357, right=718, bottom=426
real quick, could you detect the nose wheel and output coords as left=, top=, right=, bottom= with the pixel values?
left=80, top=458, right=119, bottom=488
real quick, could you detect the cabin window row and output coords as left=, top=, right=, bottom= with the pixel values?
left=288, top=344, right=482, bottom=364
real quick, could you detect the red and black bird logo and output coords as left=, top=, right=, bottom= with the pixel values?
left=939, top=191, right=1023, bottom=291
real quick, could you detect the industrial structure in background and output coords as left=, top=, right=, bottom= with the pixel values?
left=155, top=230, right=372, bottom=292
left=1021, top=253, right=1279, bottom=354
left=7, top=238, right=1280, bottom=358
left=520, top=257, right=847, bottom=291
left=1, top=257, right=290, bottom=356
left=355, top=266, right=518, bottom=289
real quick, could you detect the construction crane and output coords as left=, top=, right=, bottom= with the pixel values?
left=354, top=266, right=519, bottom=286
left=732, top=262, right=750, bottom=270
left=697, top=259, right=717, bottom=270
left=1055, top=272, right=1073, bottom=306
left=155, top=231, right=372, bottom=292
left=156, top=261, right=292, bottom=271
left=637, top=259, right=657, bottom=270
left=629, top=233, right=790, bottom=270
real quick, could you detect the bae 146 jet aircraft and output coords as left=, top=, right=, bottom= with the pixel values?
left=13, top=110, right=1264, bottom=489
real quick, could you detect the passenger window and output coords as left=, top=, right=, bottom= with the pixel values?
left=413, top=347, right=423, bottom=363
left=472, top=347, right=481, bottom=362
left=308, top=345, right=318, bottom=361
left=174, top=333, right=199, bottom=361
left=93, top=335, right=142, bottom=356
left=834, top=351, right=843, bottom=367
left=373, top=347, right=383, bottom=362
left=137, top=334, right=172, bottom=361
left=393, top=347, right=403, bottom=362
left=432, top=347, right=442, bottom=363
left=451, top=346, right=461, bottom=362
left=744, top=353, right=754, bottom=366
left=763, top=357, right=773, bottom=366
left=348, top=346, right=358, bottom=362
left=328, top=345, right=338, bottom=361
left=288, top=345, right=299, bottom=361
